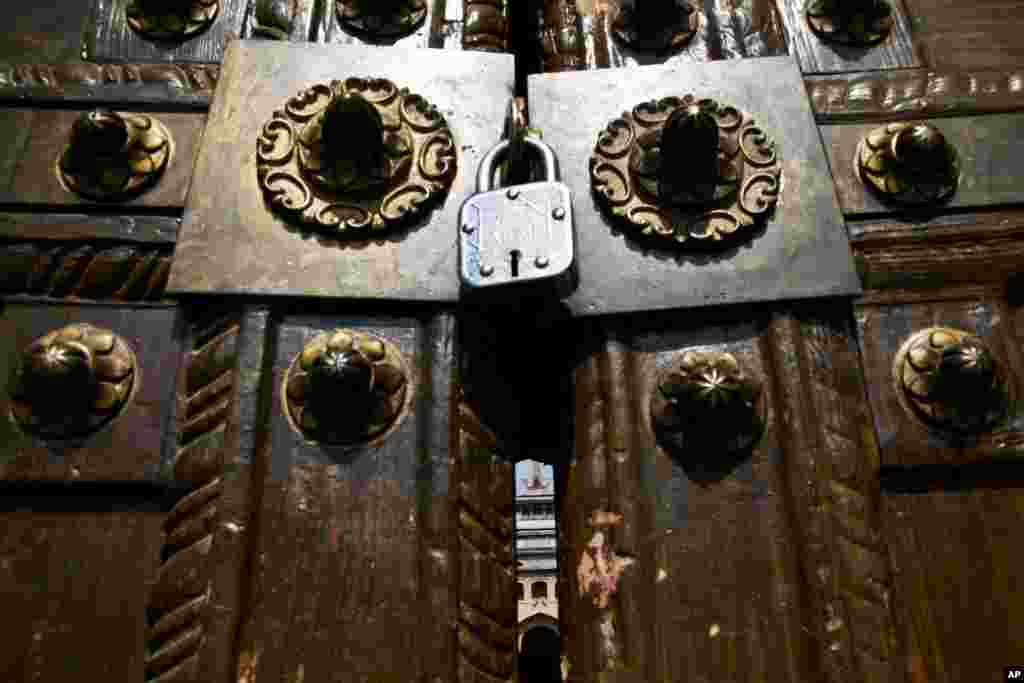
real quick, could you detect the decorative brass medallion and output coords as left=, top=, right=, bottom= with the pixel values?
left=805, top=0, right=893, bottom=46
left=893, top=327, right=1010, bottom=434
left=58, top=109, right=172, bottom=202
left=335, top=0, right=427, bottom=41
left=590, top=96, right=781, bottom=248
left=856, top=122, right=959, bottom=205
left=610, top=0, right=701, bottom=53
left=8, top=324, right=137, bottom=440
left=283, top=329, right=410, bottom=445
left=651, top=350, right=766, bottom=455
left=126, top=0, right=220, bottom=41
left=257, top=78, right=457, bottom=236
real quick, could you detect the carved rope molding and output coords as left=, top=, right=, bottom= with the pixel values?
left=145, top=313, right=241, bottom=682
left=806, top=68, right=1024, bottom=122
left=0, top=63, right=219, bottom=95
left=0, top=243, right=171, bottom=300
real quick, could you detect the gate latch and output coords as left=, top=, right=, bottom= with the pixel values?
left=459, top=135, right=574, bottom=289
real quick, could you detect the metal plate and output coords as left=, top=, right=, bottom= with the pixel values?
left=822, top=113, right=1024, bottom=216
left=527, top=56, right=861, bottom=317
left=168, top=41, right=514, bottom=302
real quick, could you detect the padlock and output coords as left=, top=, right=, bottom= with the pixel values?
left=459, top=135, right=575, bottom=289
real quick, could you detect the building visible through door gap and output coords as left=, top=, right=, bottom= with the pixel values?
left=514, top=459, right=562, bottom=682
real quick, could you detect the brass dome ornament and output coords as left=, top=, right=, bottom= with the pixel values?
left=335, top=0, right=427, bottom=41
left=8, top=324, right=137, bottom=440
left=126, top=0, right=220, bottom=41
left=610, top=0, right=701, bottom=53
left=856, top=122, right=959, bottom=205
left=58, top=109, right=172, bottom=202
left=283, top=329, right=410, bottom=445
left=256, top=78, right=457, bottom=237
left=805, top=0, right=894, bottom=46
left=893, top=327, right=1010, bottom=435
left=590, top=96, right=781, bottom=249
left=651, top=351, right=766, bottom=455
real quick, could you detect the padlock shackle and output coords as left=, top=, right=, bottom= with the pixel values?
left=476, top=135, right=558, bottom=193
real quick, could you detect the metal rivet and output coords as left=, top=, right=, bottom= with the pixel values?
left=461, top=223, right=474, bottom=234
left=506, top=188, right=520, bottom=200
left=552, top=207, right=566, bottom=220
left=535, top=256, right=549, bottom=268
left=480, top=264, right=494, bottom=277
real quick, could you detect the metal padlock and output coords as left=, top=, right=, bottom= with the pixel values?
left=459, top=135, right=574, bottom=289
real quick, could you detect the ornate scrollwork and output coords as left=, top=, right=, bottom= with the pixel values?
left=8, top=324, right=137, bottom=440
left=590, top=95, right=781, bottom=248
left=651, top=350, right=766, bottom=455
left=282, top=329, right=409, bottom=445
left=335, top=0, right=427, bottom=41
left=893, top=327, right=1010, bottom=434
left=804, top=0, right=893, bottom=46
left=256, top=78, right=456, bottom=237
left=856, top=122, right=959, bottom=205
left=57, top=109, right=172, bottom=202
left=610, top=0, right=701, bottom=52
left=126, top=0, right=220, bottom=41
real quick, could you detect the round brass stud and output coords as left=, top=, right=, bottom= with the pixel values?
left=590, top=95, right=781, bottom=249
left=856, top=122, right=959, bottom=205
left=282, top=329, right=410, bottom=445
left=651, top=350, right=766, bottom=455
left=58, top=109, right=172, bottom=202
left=893, top=327, right=1009, bottom=434
left=9, top=324, right=137, bottom=440
left=335, top=0, right=427, bottom=41
left=256, top=77, right=456, bottom=237
left=805, top=0, right=894, bottom=46
left=126, top=0, right=220, bottom=41
left=610, top=0, right=701, bottom=53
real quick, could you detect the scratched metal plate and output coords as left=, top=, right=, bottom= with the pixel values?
left=168, top=41, right=514, bottom=301
left=527, top=56, right=861, bottom=317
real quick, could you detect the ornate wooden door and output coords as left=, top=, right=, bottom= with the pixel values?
left=2, top=1, right=1024, bottom=682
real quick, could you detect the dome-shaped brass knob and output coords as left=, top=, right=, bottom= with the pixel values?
left=335, top=0, right=427, bottom=40
left=658, top=103, right=721, bottom=204
left=126, top=0, right=220, bottom=41
left=856, top=122, right=958, bottom=205
left=651, top=351, right=766, bottom=455
left=805, top=0, right=894, bottom=46
left=611, top=0, right=701, bottom=52
left=893, top=327, right=1009, bottom=434
left=9, top=324, right=136, bottom=440
left=317, top=93, right=387, bottom=193
left=283, top=329, right=408, bottom=444
left=58, top=109, right=172, bottom=202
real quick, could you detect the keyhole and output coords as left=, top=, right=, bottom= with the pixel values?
left=510, top=250, right=521, bottom=278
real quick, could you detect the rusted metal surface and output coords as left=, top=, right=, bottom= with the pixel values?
left=0, top=302, right=181, bottom=482
left=823, top=113, right=1024, bottom=216
left=528, top=56, right=860, bottom=316
left=778, top=0, right=920, bottom=74
left=169, top=41, right=514, bottom=301
left=854, top=297, right=1024, bottom=467
left=0, top=108, right=204, bottom=209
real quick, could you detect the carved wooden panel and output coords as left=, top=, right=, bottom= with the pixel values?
left=903, top=0, right=1024, bottom=70
left=0, top=301, right=181, bottom=481
left=882, top=488, right=1024, bottom=682
left=0, top=510, right=164, bottom=682
left=560, top=303, right=901, bottom=682
left=0, top=63, right=219, bottom=107
left=0, top=109, right=205, bottom=209
left=855, top=291, right=1024, bottom=467
left=776, top=0, right=920, bottom=74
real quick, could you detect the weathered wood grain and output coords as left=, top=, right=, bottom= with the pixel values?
left=0, top=511, right=164, bottom=682
left=0, top=302, right=181, bottom=482
left=0, top=63, right=218, bottom=106
left=854, top=296, right=1024, bottom=466
left=882, top=488, right=1024, bottom=682
left=903, top=0, right=1024, bottom=70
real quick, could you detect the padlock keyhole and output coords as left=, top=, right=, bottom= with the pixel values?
left=510, top=249, right=521, bottom=278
